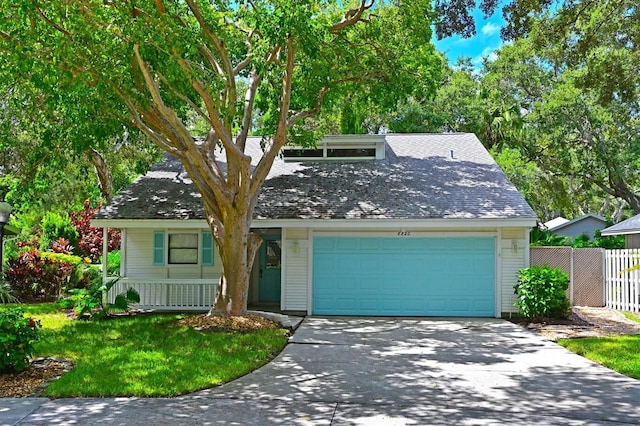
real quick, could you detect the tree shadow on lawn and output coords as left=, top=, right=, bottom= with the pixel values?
left=20, top=317, right=640, bottom=425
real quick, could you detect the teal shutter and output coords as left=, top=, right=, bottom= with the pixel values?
left=152, top=231, right=165, bottom=266
left=201, top=232, right=214, bottom=266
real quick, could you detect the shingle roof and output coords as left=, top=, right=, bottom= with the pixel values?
left=94, top=133, right=536, bottom=221
left=544, top=213, right=605, bottom=232
left=601, top=214, right=640, bottom=236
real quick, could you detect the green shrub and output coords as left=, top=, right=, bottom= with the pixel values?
left=65, top=277, right=140, bottom=320
left=106, top=250, right=121, bottom=276
left=40, top=212, right=79, bottom=252
left=0, top=306, right=41, bottom=372
left=42, top=252, right=95, bottom=290
left=514, top=265, right=571, bottom=320
left=5, top=248, right=74, bottom=302
left=5, top=247, right=96, bottom=303
left=0, top=275, right=18, bottom=304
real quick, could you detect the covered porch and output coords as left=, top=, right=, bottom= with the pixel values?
left=101, top=226, right=282, bottom=312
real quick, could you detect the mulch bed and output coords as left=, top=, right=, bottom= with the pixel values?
left=510, top=307, right=640, bottom=340
left=0, top=358, right=74, bottom=398
left=177, top=313, right=283, bottom=333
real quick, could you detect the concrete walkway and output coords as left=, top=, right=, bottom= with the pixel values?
left=3, top=317, right=640, bottom=425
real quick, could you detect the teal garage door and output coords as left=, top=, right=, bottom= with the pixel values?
left=313, top=236, right=495, bottom=316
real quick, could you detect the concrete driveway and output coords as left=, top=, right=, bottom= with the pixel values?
left=4, top=317, right=640, bottom=425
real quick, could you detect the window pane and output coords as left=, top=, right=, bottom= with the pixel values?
left=265, top=240, right=281, bottom=269
left=169, top=234, right=198, bottom=249
left=169, top=234, right=198, bottom=264
left=169, top=248, right=198, bottom=264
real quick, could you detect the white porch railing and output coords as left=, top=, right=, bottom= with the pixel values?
left=605, top=249, right=640, bottom=312
left=108, top=278, right=217, bottom=311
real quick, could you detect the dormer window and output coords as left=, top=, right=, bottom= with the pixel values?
left=283, top=135, right=386, bottom=161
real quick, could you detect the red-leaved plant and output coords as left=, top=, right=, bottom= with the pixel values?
left=5, top=247, right=75, bottom=303
left=70, top=200, right=121, bottom=262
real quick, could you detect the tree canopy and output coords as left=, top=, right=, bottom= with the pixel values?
left=0, top=1, right=442, bottom=315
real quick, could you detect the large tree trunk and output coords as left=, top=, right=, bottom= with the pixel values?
left=210, top=213, right=262, bottom=316
left=89, top=149, right=113, bottom=201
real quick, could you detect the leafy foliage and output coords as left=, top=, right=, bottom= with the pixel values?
left=530, top=228, right=624, bottom=249
left=0, top=275, right=18, bottom=304
left=65, top=278, right=140, bottom=320
left=0, top=306, right=41, bottom=373
left=0, top=0, right=443, bottom=316
left=39, top=212, right=79, bottom=252
left=529, top=228, right=571, bottom=247
left=106, top=250, right=121, bottom=277
left=514, top=265, right=570, bottom=320
left=4, top=243, right=94, bottom=303
left=70, top=201, right=121, bottom=262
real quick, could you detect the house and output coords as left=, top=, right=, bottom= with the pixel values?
left=601, top=214, right=640, bottom=248
left=543, top=213, right=607, bottom=241
left=92, top=133, right=537, bottom=318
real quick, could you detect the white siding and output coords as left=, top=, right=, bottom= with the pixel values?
left=626, top=234, right=640, bottom=249
left=502, top=228, right=525, bottom=239
left=551, top=217, right=605, bottom=240
left=124, top=228, right=222, bottom=280
left=282, top=228, right=309, bottom=311
left=500, top=236, right=527, bottom=314
left=286, top=228, right=308, bottom=240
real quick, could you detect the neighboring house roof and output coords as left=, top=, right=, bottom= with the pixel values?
left=546, top=213, right=606, bottom=232
left=94, top=133, right=536, bottom=222
left=543, top=217, right=569, bottom=230
left=601, top=214, right=640, bottom=236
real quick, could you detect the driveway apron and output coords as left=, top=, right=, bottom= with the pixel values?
left=4, top=317, right=640, bottom=425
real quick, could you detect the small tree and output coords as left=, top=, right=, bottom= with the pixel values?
left=514, top=265, right=570, bottom=320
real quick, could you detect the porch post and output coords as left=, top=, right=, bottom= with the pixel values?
left=102, top=227, right=109, bottom=304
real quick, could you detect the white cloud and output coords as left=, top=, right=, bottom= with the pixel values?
left=481, top=22, right=501, bottom=36
left=472, top=45, right=500, bottom=67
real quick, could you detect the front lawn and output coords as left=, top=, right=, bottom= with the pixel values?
left=559, top=324, right=640, bottom=381
left=23, top=304, right=288, bottom=397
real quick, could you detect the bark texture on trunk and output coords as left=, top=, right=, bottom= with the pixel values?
left=89, top=149, right=113, bottom=201
left=210, top=217, right=262, bottom=316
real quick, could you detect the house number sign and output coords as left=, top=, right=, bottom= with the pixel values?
left=397, top=231, right=411, bottom=236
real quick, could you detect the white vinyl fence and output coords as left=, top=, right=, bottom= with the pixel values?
left=108, top=278, right=216, bottom=311
left=605, top=249, right=640, bottom=312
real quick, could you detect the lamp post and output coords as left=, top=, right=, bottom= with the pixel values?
left=0, top=201, right=12, bottom=274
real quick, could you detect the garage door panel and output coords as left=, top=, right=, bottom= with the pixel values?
left=313, top=236, right=495, bottom=317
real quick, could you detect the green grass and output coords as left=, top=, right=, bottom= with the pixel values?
left=22, top=304, right=288, bottom=397
left=559, top=336, right=640, bottom=380
left=623, top=312, right=640, bottom=324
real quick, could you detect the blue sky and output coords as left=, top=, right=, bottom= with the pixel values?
left=433, top=8, right=507, bottom=68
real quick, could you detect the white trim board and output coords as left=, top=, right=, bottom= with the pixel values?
left=93, top=217, right=537, bottom=229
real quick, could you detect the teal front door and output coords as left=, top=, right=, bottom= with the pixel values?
left=259, top=236, right=282, bottom=302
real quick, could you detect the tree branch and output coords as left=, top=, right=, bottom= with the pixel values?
left=287, top=86, right=329, bottom=126
left=237, top=69, right=262, bottom=151
left=184, top=0, right=237, bottom=124
left=154, top=0, right=166, bottom=15
left=250, top=37, right=296, bottom=197
left=174, top=53, right=246, bottom=162
left=34, top=5, right=71, bottom=36
left=330, top=0, right=374, bottom=34
left=156, top=70, right=211, bottom=127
